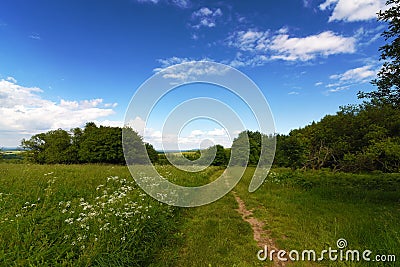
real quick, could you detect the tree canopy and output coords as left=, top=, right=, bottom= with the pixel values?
left=359, top=0, right=400, bottom=105
left=21, top=123, right=154, bottom=165
left=273, top=101, right=400, bottom=172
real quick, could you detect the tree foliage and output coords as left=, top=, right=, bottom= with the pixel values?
left=359, top=0, right=400, bottom=105
left=21, top=123, right=153, bottom=165
left=274, top=101, right=400, bottom=172
left=231, top=130, right=275, bottom=167
left=210, top=144, right=228, bottom=166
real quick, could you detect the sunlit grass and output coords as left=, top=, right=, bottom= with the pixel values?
left=1, top=163, right=399, bottom=266
left=0, top=163, right=206, bottom=266
left=233, top=168, right=400, bottom=266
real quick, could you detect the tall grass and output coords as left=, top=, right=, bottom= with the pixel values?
left=0, top=163, right=219, bottom=266
left=234, top=168, right=400, bottom=266
left=1, top=163, right=398, bottom=266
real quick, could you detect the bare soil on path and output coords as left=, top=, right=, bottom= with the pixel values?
left=232, top=191, right=289, bottom=267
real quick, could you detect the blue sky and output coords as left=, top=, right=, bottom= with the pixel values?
left=0, top=0, right=388, bottom=149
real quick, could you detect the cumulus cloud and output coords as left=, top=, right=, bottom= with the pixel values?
left=191, top=7, right=223, bottom=29
left=319, top=0, right=386, bottom=22
left=270, top=31, right=356, bottom=61
left=227, top=29, right=356, bottom=65
left=0, top=78, right=117, bottom=146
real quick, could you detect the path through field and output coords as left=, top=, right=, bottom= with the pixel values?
left=233, top=191, right=288, bottom=267
left=153, top=168, right=278, bottom=267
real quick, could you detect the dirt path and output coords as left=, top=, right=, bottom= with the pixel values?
left=232, top=191, right=289, bottom=267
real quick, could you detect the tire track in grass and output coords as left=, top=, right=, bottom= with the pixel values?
left=232, top=191, right=289, bottom=267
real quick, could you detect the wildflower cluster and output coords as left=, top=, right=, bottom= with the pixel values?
left=59, top=175, right=175, bottom=253
left=265, top=171, right=295, bottom=185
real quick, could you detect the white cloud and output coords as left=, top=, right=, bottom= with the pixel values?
left=207, top=128, right=227, bottom=136
left=325, top=65, right=379, bottom=93
left=95, top=119, right=124, bottom=128
left=288, top=91, right=300, bottom=95
left=6, top=76, right=17, bottom=83
left=315, top=82, right=323, bottom=86
left=104, top=102, right=118, bottom=108
left=330, top=65, right=378, bottom=83
left=227, top=29, right=270, bottom=52
left=327, top=85, right=351, bottom=93
left=319, top=0, right=386, bottom=22
left=227, top=29, right=356, bottom=64
left=155, top=56, right=193, bottom=70
left=319, top=0, right=338, bottom=10
left=191, top=7, right=223, bottom=29
left=190, top=129, right=206, bottom=136
left=0, top=79, right=117, bottom=146
left=269, top=31, right=356, bottom=61
left=355, top=25, right=385, bottom=47
left=126, top=116, right=146, bottom=136
left=170, top=0, right=190, bottom=8
left=191, top=33, right=199, bottom=40
left=154, top=57, right=229, bottom=83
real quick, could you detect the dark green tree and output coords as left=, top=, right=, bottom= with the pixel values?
left=79, top=125, right=124, bottom=164
left=230, top=130, right=274, bottom=166
left=22, top=123, right=144, bottom=165
left=230, top=131, right=250, bottom=166
left=122, top=127, right=148, bottom=164
left=22, top=129, right=74, bottom=164
left=212, top=144, right=228, bottom=166
left=145, top=143, right=159, bottom=164
left=274, top=134, right=307, bottom=169
left=22, top=133, right=46, bottom=163
left=358, top=0, right=400, bottom=105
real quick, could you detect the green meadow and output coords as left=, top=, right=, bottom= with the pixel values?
left=0, top=163, right=398, bottom=266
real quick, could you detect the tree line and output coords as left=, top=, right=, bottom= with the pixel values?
left=274, top=0, right=400, bottom=172
left=274, top=100, right=400, bottom=172
left=21, top=122, right=158, bottom=165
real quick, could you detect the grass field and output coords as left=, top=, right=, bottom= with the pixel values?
left=0, top=163, right=399, bottom=266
